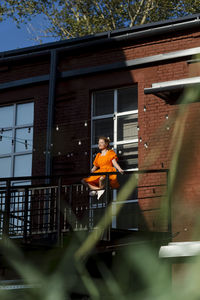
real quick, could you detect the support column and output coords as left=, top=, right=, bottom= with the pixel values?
left=45, top=50, right=58, bottom=177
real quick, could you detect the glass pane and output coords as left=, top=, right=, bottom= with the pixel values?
left=16, top=102, right=34, bottom=126
left=117, top=114, right=138, bottom=141
left=93, top=90, right=114, bottom=116
left=0, top=130, right=13, bottom=155
left=117, top=143, right=138, bottom=169
left=15, top=127, right=33, bottom=152
left=117, top=173, right=138, bottom=200
left=0, top=105, right=13, bottom=128
left=14, top=154, right=32, bottom=177
left=91, top=148, right=100, bottom=161
left=0, top=157, right=11, bottom=178
left=115, top=174, right=139, bottom=230
left=116, top=201, right=139, bottom=229
left=117, top=86, right=138, bottom=113
left=92, top=118, right=113, bottom=144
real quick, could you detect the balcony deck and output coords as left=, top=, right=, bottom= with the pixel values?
left=0, top=169, right=171, bottom=246
left=0, top=170, right=171, bottom=284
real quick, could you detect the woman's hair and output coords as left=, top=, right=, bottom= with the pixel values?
left=98, top=136, right=110, bottom=149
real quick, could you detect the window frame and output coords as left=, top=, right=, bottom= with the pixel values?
left=0, top=102, right=34, bottom=181
left=91, top=86, right=138, bottom=171
left=91, top=86, right=139, bottom=230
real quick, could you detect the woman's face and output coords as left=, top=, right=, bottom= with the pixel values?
left=98, top=139, right=108, bottom=150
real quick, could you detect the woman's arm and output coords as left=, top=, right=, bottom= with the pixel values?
left=112, top=159, right=124, bottom=174
left=91, top=165, right=98, bottom=173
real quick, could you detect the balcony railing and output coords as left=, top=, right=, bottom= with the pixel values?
left=0, top=169, right=170, bottom=246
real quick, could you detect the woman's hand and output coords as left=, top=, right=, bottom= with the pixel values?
left=118, top=168, right=124, bottom=175
left=112, top=159, right=124, bottom=174
left=91, top=165, right=98, bottom=173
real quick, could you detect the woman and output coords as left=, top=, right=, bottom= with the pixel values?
left=82, top=136, right=124, bottom=198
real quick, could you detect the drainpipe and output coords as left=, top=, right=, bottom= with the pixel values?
left=44, top=50, right=58, bottom=239
left=45, top=49, right=58, bottom=178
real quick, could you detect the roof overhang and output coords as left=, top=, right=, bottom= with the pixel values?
left=0, top=14, right=200, bottom=61
left=144, top=76, right=200, bottom=103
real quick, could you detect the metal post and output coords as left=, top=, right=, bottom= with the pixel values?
left=45, top=50, right=58, bottom=236
left=3, top=180, right=11, bottom=239
left=23, top=187, right=29, bottom=243
left=166, top=170, right=172, bottom=239
left=104, top=174, right=110, bottom=241
left=57, top=176, right=62, bottom=247
left=166, top=169, right=173, bottom=287
left=69, top=185, right=73, bottom=231
left=45, top=49, right=58, bottom=178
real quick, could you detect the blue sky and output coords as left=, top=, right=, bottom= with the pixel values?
left=0, top=14, right=58, bottom=53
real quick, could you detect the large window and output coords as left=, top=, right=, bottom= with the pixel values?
left=91, top=86, right=138, bottom=170
left=91, top=86, right=138, bottom=230
left=0, top=102, right=34, bottom=183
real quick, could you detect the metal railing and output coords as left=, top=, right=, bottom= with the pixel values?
left=0, top=169, right=170, bottom=245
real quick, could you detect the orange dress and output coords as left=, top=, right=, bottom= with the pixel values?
left=84, top=149, right=119, bottom=189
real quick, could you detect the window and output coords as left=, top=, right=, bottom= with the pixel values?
left=91, top=86, right=138, bottom=170
left=0, top=102, right=34, bottom=184
left=91, top=86, right=138, bottom=230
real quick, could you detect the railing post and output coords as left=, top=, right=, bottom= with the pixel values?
left=104, top=174, right=110, bottom=241
left=166, top=170, right=172, bottom=239
left=69, top=185, right=73, bottom=231
left=3, top=179, right=11, bottom=239
left=57, top=176, right=62, bottom=247
left=23, top=187, right=29, bottom=243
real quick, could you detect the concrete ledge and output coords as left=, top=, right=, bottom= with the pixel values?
left=159, top=241, right=200, bottom=258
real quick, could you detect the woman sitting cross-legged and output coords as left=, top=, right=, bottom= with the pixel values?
left=82, top=136, right=124, bottom=199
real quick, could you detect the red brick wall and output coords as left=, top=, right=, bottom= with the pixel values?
left=58, top=28, right=200, bottom=72
left=0, top=56, right=50, bottom=84
left=0, top=25, right=200, bottom=239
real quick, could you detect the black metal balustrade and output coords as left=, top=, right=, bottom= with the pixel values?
left=0, top=169, right=170, bottom=246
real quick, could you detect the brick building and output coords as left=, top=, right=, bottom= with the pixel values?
left=0, top=14, right=200, bottom=285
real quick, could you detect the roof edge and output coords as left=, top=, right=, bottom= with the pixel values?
left=0, top=13, right=200, bottom=59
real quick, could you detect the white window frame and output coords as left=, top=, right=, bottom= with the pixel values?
left=0, top=102, right=34, bottom=237
left=91, top=88, right=138, bottom=169
left=91, top=86, right=139, bottom=230
left=0, top=103, right=34, bottom=183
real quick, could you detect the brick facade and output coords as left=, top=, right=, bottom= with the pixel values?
left=0, top=16, right=200, bottom=242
